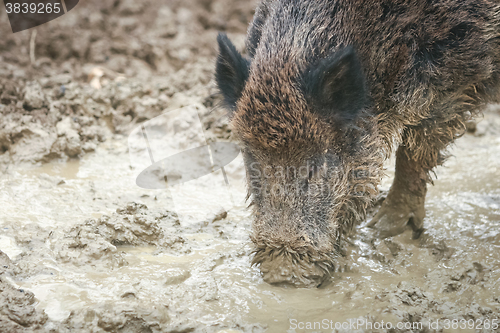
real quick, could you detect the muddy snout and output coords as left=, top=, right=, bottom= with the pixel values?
left=251, top=243, right=336, bottom=288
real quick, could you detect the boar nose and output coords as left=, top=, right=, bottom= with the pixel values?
left=255, top=247, right=332, bottom=287
left=259, top=259, right=330, bottom=287
left=262, top=266, right=291, bottom=277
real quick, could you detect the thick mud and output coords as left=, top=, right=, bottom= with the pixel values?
left=1, top=1, right=500, bottom=332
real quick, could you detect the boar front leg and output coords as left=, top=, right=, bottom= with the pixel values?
left=367, top=143, right=428, bottom=238
left=367, top=117, right=464, bottom=238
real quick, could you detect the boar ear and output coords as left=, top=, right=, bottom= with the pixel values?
left=215, top=33, right=250, bottom=111
left=305, top=46, right=367, bottom=121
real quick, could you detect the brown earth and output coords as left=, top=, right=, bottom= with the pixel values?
left=1, top=1, right=500, bottom=332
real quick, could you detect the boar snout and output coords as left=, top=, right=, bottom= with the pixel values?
left=251, top=231, right=337, bottom=287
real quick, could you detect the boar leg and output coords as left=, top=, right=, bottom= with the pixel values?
left=367, top=118, right=463, bottom=238
left=367, top=144, right=427, bottom=238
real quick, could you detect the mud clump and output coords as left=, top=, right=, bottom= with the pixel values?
left=62, top=304, right=170, bottom=333
left=52, top=220, right=128, bottom=268
left=99, top=202, right=180, bottom=247
left=0, top=276, right=48, bottom=332
left=0, top=251, right=48, bottom=332
left=374, top=274, right=499, bottom=330
left=441, top=262, right=489, bottom=293
left=52, top=202, right=183, bottom=268
left=0, top=78, right=109, bottom=164
left=0, top=251, right=11, bottom=274
left=0, top=0, right=257, bottom=166
left=419, top=234, right=455, bottom=261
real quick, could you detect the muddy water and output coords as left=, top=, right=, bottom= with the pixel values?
left=0, top=113, right=499, bottom=332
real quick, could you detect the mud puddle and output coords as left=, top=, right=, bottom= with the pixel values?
left=1, top=0, right=499, bottom=329
left=0, top=110, right=499, bottom=332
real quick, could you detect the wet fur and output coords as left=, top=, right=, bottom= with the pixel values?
left=216, top=0, right=500, bottom=286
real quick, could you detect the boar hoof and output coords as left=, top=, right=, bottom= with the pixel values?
left=367, top=190, right=425, bottom=238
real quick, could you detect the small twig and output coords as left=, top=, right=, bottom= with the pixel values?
left=30, top=29, right=37, bottom=66
left=60, top=0, right=68, bottom=13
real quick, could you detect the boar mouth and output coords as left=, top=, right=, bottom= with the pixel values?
left=250, top=241, right=337, bottom=288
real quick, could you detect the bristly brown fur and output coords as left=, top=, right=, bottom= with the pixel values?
left=216, top=0, right=500, bottom=287
left=233, top=63, right=337, bottom=153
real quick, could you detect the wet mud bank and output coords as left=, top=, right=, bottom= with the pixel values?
left=0, top=114, right=499, bottom=332
left=1, top=0, right=500, bottom=332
